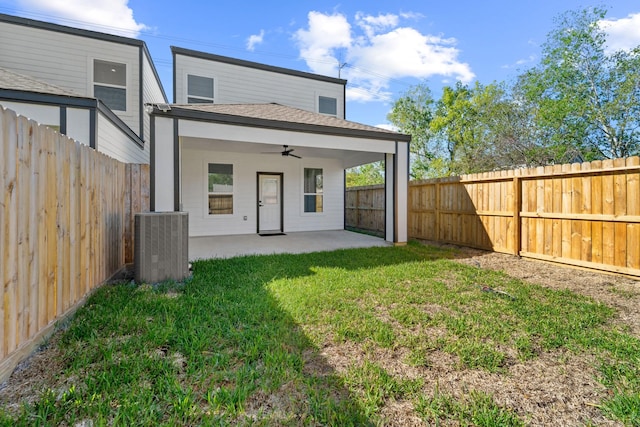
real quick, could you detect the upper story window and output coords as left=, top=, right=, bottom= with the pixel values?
left=93, top=59, right=127, bottom=111
left=318, top=96, right=337, bottom=116
left=188, top=75, right=214, bottom=103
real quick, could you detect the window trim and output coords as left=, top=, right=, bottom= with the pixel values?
left=206, top=162, right=234, bottom=216
left=186, top=73, right=215, bottom=104
left=90, top=58, right=130, bottom=114
left=302, top=167, right=324, bottom=214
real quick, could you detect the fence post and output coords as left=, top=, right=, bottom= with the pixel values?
left=513, top=176, right=521, bottom=256
left=435, top=181, right=440, bottom=241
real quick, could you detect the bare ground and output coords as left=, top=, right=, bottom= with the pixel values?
left=1, top=243, right=638, bottom=425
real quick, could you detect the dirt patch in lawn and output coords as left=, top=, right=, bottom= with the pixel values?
left=438, top=242, right=640, bottom=339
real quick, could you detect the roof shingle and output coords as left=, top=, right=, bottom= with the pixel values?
left=0, top=67, right=82, bottom=97
left=169, top=103, right=408, bottom=139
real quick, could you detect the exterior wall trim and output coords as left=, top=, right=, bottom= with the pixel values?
left=59, top=106, right=67, bottom=134
left=173, top=118, right=180, bottom=211
left=1, top=13, right=144, bottom=47
left=172, top=46, right=347, bottom=86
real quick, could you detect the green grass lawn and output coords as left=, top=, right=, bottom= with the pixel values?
left=1, top=242, right=639, bottom=426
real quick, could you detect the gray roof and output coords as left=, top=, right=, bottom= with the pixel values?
left=0, top=67, right=82, bottom=97
left=167, top=103, right=410, bottom=141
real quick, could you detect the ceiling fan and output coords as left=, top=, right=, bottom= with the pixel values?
left=263, top=145, right=302, bottom=158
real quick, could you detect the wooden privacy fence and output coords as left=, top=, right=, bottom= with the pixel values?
left=345, top=184, right=385, bottom=235
left=346, top=156, right=640, bottom=278
left=1, top=107, right=149, bottom=381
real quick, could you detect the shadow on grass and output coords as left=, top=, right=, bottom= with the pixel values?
left=0, top=244, right=453, bottom=426
left=182, top=243, right=455, bottom=423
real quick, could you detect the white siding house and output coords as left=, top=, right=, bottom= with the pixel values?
left=150, top=103, right=410, bottom=244
left=155, top=48, right=409, bottom=243
left=0, top=12, right=411, bottom=243
left=0, top=13, right=167, bottom=163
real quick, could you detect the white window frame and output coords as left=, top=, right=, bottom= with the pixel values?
left=206, top=162, right=234, bottom=216
left=302, top=167, right=324, bottom=214
left=186, top=74, right=215, bottom=104
left=91, top=58, right=129, bottom=113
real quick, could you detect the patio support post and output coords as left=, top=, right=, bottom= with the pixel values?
left=395, top=141, right=409, bottom=244
left=152, top=116, right=176, bottom=211
left=385, top=152, right=395, bottom=243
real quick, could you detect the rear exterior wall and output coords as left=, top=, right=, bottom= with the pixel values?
left=174, top=53, right=345, bottom=118
left=181, top=141, right=344, bottom=236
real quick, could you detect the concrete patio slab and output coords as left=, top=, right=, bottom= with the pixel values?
left=189, top=230, right=390, bottom=260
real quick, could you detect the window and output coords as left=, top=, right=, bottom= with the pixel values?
left=188, top=75, right=214, bottom=103
left=303, top=168, right=323, bottom=213
left=94, top=59, right=127, bottom=111
left=208, top=163, right=233, bottom=215
left=318, top=96, right=337, bottom=116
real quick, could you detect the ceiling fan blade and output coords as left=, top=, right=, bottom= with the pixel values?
left=288, top=153, right=302, bottom=159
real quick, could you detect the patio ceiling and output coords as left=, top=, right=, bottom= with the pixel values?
left=181, top=136, right=384, bottom=168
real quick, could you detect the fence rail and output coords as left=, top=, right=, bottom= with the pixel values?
left=1, top=107, right=149, bottom=381
left=346, top=156, right=640, bottom=278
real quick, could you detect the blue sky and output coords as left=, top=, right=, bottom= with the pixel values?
left=1, top=0, right=639, bottom=128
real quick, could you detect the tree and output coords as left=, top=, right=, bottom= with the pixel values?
left=345, top=162, right=384, bottom=187
left=387, top=84, right=436, bottom=179
left=517, top=7, right=640, bottom=159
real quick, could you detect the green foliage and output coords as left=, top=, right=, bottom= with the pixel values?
left=346, top=161, right=384, bottom=187
left=416, top=389, right=523, bottom=426
left=516, top=7, right=640, bottom=159
left=387, top=84, right=437, bottom=179
left=387, top=7, right=640, bottom=178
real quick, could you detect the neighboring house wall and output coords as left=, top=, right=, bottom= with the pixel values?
left=142, top=51, right=166, bottom=145
left=0, top=101, right=59, bottom=128
left=66, top=108, right=91, bottom=146
left=97, top=112, right=146, bottom=164
left=181, top=140, right=344, bottom=237
left=0, top=99, right=147, bottom=164
left=0, top=101, right=91, bottom=144
left=173, top=48, right=345, bottom=118
left=0, top=15, right=162, bottom=140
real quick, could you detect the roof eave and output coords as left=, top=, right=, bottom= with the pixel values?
left=151, top=106, right=411, bottom=142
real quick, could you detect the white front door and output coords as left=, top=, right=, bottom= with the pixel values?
left=258, top=174, right=282, bottom=233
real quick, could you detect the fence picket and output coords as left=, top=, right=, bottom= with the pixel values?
left=0, top=107, right=149, bottom=381
left=347, top=155, right=640, bottom=277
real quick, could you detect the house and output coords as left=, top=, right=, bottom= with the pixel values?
left=0, top=12, right=410, bottom=244
left=0, top=13, right=167, bottom=164
left=150, top=48, right=410, bottom=243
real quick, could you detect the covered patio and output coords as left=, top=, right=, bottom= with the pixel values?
left=150, top=103, right=410, bottom=244
left=189, top=230, right=390, bottom=260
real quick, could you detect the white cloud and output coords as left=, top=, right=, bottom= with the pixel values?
left=599, top=12, right=640, bottom=53
left=246, top=30, right=265, bottom=51
left=374, top=123, right=398, bottom=132
left=346, top=85, right=392, bottom=103
left=501, top=54, right=536, bottom=69
left=293, top=11, right=352, bottom=76
left=17, top=0, right=147, bottom=37
left=355, top=12, right=398, bottom=38
left=294, top=11, right=474, bottom=103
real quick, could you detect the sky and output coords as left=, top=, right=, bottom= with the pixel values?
left=1, top=0, right=639, bottom=128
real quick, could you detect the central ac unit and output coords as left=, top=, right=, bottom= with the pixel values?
left=134, top=212, right=189, bottom=283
